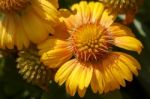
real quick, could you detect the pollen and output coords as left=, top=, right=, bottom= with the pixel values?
left=70, top=24, right=113, bottom=62
left=0, top=0, right=31, bottom=13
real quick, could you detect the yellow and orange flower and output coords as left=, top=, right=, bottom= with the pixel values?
left=39, top=1, right=143, bottom=97
left=0, top=0, right=59, bottom=50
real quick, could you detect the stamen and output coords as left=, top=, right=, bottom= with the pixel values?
left=70, top=24, right=113, bottom=62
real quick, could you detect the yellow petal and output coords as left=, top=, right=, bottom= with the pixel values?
left=66, top=62, right=81, bottom=96
left=111, top=66, right=126, bottom=87
left=48, top=0, right=59, bottom=8
left=115, top=52, right=141, bottom=76
left=89, top=2, right=104, bottom=23
left=110, top=53, right=133, bottom=81
left=71, top=1, right=91, bottom=25
left=85, top=64, right=93, bottom=88
left=41, top=48, right=72, bottom=68
left=114, top=36, right=143, bottom=54
left=78, top=65, right=87, bottom=90
left=109, top=23, right=135, bottom=37
left=104, top=52, right=141, bottom=87
left=14, top=15, right=29, bottom=50
left=40, top=38, right=72, bottom=68
left=0, top=14, right=14, bottom=49
left=78, top=63, right=93, bottom=90
left=93, top=66, right=104, bottom=94
left=103, top=68, right=120, bottom=93
left=116, top=60, right=133, bottom=81
left=102, top=59, right=120, bottom=93
left=38, top=37, right=68, bottom=55
left=55, top=59, right=76, bottom=85
left=100, top=9, right=117, bottom=28
left=22, top=11, right=50, bottom=43
left=33, top=0, right=58, bottom=24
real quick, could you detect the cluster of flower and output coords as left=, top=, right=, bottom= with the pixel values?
left=0, top=0, right=143, bottom=97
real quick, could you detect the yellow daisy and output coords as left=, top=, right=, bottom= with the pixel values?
left=39, top=1, right=143, bottom=97
left=0, top=0, right=59, bottom=50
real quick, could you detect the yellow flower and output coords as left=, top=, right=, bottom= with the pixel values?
left=39, top=1, right=143, bottom=97
left=0, top=0, right=59, bottom=50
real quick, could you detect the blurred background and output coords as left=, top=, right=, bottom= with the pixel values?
left=0, top=0, right=150, bottom=99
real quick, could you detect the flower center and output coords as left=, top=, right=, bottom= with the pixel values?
left=17, top=48, right=51, bottom=89
left=0, top=0, right=31, bottom=13
left=70, top=24, right=113, bottom=62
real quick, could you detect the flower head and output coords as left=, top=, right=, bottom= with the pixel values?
left=99, top=0, right=144, bottom=24
left=17, top=47, right=51, bottom=90
left=0, top=0, right=31, bottom=13
left=0, top=0, right=59, bottom=50
left=39, top=1, right=143, bottom=97
left=99, top=0, right=136, bottom=13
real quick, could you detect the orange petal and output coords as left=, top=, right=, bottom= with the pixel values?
left=78, top=88, right=87, bottom=97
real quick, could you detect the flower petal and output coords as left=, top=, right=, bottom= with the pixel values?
left=100, top=9, right=117, bottom=28
left=92, top=52, right=141, bottom=93
left=109, top=23, right=135, bottom=37
left=78, top=88, right=86, bottom=97
left=48, top=0, right=59, bottom=8
left=41, top=48, right=72, bottom=68
left=92, top=65, right=105, bottom=94
left=55, top=59, right=93, bottom=97
left=40, top=38, right=72, bottom=68
left=71, top=1, right=91, bottom=24
left=115, top=52, right=141, bottom=76
left=55, top=59, right=76, bottom=85
left=105, top=52, right=140, bottom=85
left=89, top=2, right=104, bottom=23
left=114, top=36, right=143, bottom=53
left=78, top=63, right=93, bottom=90
left=66, top=61, right=93, bottom=97
left=14, top=15, right=30, bottom=50
left=33, top=0, right=58, bottom=23
left=38, top=37, right=68, bottom=55
left=66, top=62, right=81, bottom=96
left=22, top=11, right=50, bottom=43
left=0, top=15, right=14, bottom=49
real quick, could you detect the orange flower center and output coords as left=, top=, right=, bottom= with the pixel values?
left=0, top=0, right=31, bottom=13
left=70, top=24, right=113, bottom=62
